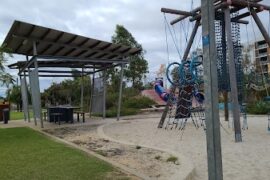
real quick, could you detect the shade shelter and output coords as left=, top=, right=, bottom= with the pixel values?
left=3, top=20, right=141, bottom=128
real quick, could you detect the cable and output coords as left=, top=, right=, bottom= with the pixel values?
left=163, top=13, right=182, bottom=59
left=164, top=13, right=170, bottom=64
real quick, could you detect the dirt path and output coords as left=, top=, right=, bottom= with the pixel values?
left=44, top=124, right=184, bottom=179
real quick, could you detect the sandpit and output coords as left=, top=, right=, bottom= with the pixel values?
left=103, top=114, right=270, bottom=180
left=44, top=124, right=182, bottom=179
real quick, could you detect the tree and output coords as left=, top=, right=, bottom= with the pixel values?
left=0, top=45, right=14, bottom=100
left=7, top=85, right=22, bottom=111
left=111, top=25, right=148, bottom=89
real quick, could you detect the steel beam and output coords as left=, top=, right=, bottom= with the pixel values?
left=25, top=70, right=90, bottom=74
left=224, top=8, right=242, bottom=142
left=201, top=0, right=223, bottom=179
left=24, top=74, right=88, bottom=77
left=36, top=55, right=129, bottom=64
left=18, top=56, right=35, bottom=75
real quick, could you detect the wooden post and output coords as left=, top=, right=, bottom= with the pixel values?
left=224, top=8, right=242, bottom=142
left=201, top=0, right=223, bottom=179
left=224, top=91, right=229, bottom=121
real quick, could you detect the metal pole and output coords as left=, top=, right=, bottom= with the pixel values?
left=250, top=8, right=270, bottom=47
left=201, top=0, right=223, bottom=179
left=224, top=8, right=242, bottom=142
left=102, top=68, right=106, bottom=119
left=183, top=20, right=200, bottom=61
left=117, top=63, right=124, bottom=121
left=33, top=41, right=43, bottom=128
left=19, top=75, right=27, bottom=122
left=28, top=59, right=37, bottom=126
left=80, top=67, right=84, bottom=111
left=89, top=67, right=95, bottom=118
left=25, top=56, right=31, bottom=123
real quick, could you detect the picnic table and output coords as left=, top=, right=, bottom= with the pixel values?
left=47, top=105, right=80, bottom=123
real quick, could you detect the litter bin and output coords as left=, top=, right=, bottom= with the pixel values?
left=3, top=108, right=9, bottom=124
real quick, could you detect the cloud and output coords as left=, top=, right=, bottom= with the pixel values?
left=1, top=0, right=270, bottom=93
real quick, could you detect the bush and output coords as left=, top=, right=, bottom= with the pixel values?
left=246, top=101, right=270, bottom=114
left=106, top=93, right=118, bottom=109
left=123, top=96, right=156, bottom=109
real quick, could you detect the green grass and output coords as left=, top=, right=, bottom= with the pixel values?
left=0, top=127, right=121, bottom=180
left=10, top=111, right=33, bottom=120
left=166, top=156, right=178, bottom=164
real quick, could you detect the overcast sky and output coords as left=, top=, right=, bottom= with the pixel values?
left=0, top=0, right=270, bottom=96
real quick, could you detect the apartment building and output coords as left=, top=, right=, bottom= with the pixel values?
left=254, top=40, right=270, bottom=77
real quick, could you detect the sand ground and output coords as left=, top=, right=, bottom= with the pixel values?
left=103, top=114, right=270, bottom=180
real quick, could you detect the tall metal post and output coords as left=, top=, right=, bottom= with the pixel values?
left=19, top=74, right=26, bottom=122
left=25, top=56, right=31, bottom=122
left=224, top=8, right=242, bottom=142
left=117, top=63, right=124, bottom=121
left=33, top=41, right=43, bottom=128
left=89, top=67, right=95, bottom=118
left=201, top=0, right=223, bottom=179
left=102, top=68, right=106, bottom=119
left=80, top=67, right=84, bottom=111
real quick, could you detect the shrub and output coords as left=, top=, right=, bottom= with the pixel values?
left=123, top=88, right=140, bottom=97
left=166, top=156, right=178, bottom=164
left=123, top=96, right=156, bottom=109
left=106, top=93, right=118, bottom=109
left=246, top=101, right=270, bottom=114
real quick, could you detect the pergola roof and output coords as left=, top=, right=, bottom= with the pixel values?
left=3, top=20, right=140, bottom=62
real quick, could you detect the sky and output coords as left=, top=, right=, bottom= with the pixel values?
left=0, top=0, right=270, bottom=96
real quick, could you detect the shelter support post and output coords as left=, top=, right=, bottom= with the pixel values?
left=89, top=67, right=95, bottom=118
left=103, top=68, right=107, bottom=119
left=201, top=0, right=223, bottom=179
left=80, top=67, right=84, bottom=111
left=250, top=8, right=270, bottom=47
left=117, top=63, right=124, bottom=121
left=25, top=56, right=31, bottom=122
left=224, top=8, right=242, bottom=142
left=19, top=75, right=27, bottom=122
left=31, top=41, right=43, bottom=128
left=27, top=57, right=37, bottom=126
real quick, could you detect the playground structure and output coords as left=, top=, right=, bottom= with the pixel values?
left=155, top=54, right=206, bottom=130
left=158, top=0, right=270, bottom=143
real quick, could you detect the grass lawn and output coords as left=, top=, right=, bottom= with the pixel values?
left=0, top=127, right=125, bottom=180
left=10, top=111, right=33, bottom=120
